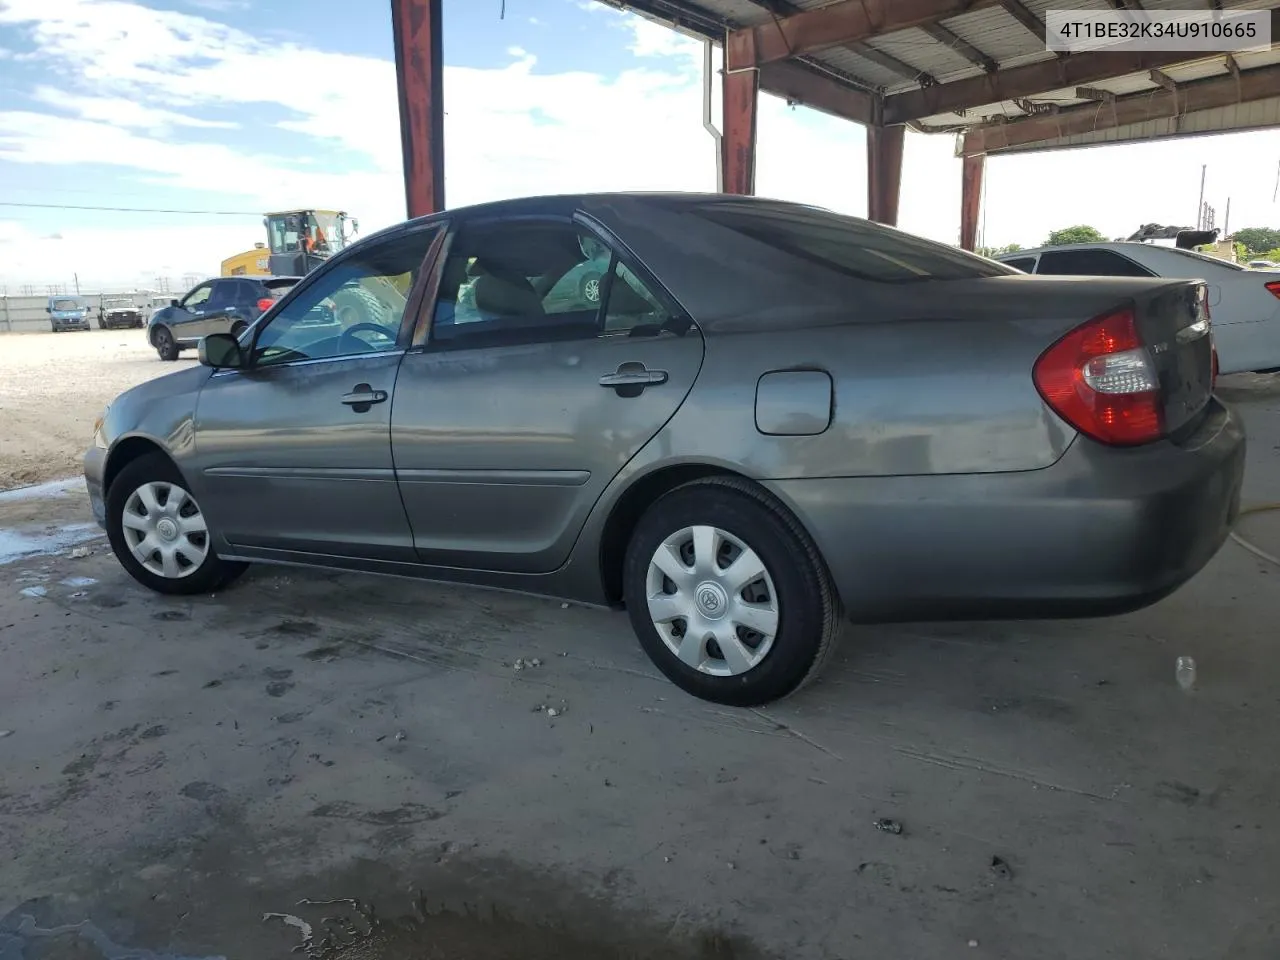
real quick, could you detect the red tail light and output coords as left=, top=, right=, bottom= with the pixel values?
left=1033, top=307, right=1163, bottom=446
left=1265, top=280, right=1280, bottom=300
left=256, top=297, right=274, bottom=312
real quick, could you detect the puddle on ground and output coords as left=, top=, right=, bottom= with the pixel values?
left=0, top=524, right=102, bottom=566
left=0, top=478, right=80, bottom=504
left=2, top=854, right=764, bottom=960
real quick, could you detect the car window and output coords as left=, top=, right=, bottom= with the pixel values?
left=207, top=282, right=236, bottom=310
left=691, top=200, right=1016, bottom=282
left=181, top=284, right=213, bottom=309
left=251, top=229, right=435, bottom=367
left=1002, top=257, right=1037, bottom=273
left=431, top=222, right=610, bottom=348
left=1035, top=249, right=1155, bottom=277
left=602, top=261, right=672, bottom=334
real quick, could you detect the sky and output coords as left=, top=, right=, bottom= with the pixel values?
left=1, top=0, right=1279, bottom=291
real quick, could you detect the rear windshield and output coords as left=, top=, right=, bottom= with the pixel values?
left=262, top=278, right=300, bottom=296
left=691, top=201, right=1016, bottom=283
left=1159, top=247, right=1245, bottom=272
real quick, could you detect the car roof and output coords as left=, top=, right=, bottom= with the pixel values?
left=995, top=242, right=1161, bottom=259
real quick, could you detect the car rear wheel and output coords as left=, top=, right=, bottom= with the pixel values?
left=154, top=326, right=179, bottom=361
left=106, top=453, right=246, bottom=596
left=622, top=477, right=841, bottom=706
left=230, top=320, right=248, bottom=338
left=579, top=273, right=602, bottom=304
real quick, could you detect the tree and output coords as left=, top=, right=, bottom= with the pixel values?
left=1231, top=228, right=1280, bottom=257
left=1047, top=225, right=1105, bottom=246
left=976, top=242, right=1024, bottom=258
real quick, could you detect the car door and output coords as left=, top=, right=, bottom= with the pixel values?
left=194, top=280, right=239, bottom=338
left=391, top=216, right=705, bottom=574
left=171, top=282, right=214, bottom=343
left=190, top=223, right=442, bottom=561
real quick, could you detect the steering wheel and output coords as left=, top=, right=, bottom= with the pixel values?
left=338, top=322, right=396, bottom=351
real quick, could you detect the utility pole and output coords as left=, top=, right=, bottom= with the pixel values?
left=1223, top=197, right=1231, bottom=237
left=1196, top=164, right=1206, bottom=229
left=73, top=272, right=80, bottom=295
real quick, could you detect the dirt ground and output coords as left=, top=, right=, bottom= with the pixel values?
left=1, top=347, right=1279, bottom=958
left=0, top=330, right=191, bottom=491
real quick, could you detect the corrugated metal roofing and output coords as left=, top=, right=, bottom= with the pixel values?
left=607, top=0, right=1280, bottom=147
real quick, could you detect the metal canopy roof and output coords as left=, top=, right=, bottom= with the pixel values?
left=600, top=0, right=1280, bottom=154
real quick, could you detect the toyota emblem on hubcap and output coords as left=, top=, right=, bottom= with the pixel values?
left=695, top=581, right=728, bottom=618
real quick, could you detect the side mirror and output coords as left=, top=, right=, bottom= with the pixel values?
left=170, top=299, right=179, bottom=308
left=45, top=307, right=51, bottom=313
left=199, top=333, right=244, bottom=369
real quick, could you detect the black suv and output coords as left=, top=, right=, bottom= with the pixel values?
left=146, top=275, right=300, bottom=361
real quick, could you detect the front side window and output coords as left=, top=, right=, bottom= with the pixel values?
left=251, top=229, right=434, bottom=367
left=431, top=222, right=610, bottom=347
left=692, top=200, right=1017, bottom=282
left=181, top=284, right=213, bottom=310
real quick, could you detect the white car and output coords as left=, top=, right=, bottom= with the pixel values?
left=998, top=243, right=1280, bottom=375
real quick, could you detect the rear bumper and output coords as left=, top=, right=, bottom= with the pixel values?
left=769, top=397, right=1246, bottom=623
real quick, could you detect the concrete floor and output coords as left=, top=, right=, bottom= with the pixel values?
left=2, top=375, right=1279, bottom=960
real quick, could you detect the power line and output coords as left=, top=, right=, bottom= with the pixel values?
left=0, top=201, right=262, bottom=215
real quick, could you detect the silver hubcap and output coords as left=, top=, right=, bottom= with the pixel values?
left=120, top=481, right=210, bottom=579
left=646, top=525, right=779, bottom=677
left=584, top=278, right=600, bottom=302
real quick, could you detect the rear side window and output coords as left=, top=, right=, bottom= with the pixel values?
left=1036, top=249, right=1154, bottom=277
left=207, top=281, right=237, bottom=309
left=1002, top=257, right=1037, bottom=273
left=691, top=201, right=1016, bottom=282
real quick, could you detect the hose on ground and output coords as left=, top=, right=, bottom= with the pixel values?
left=1231, top=502, right=1280, bottom=567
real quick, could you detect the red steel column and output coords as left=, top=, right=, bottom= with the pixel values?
left=960, top=152, right=985, bottom=251
left=391, top=0, right=445, bottom=218
left=722, top=68, right=759, bottom=195
left=866, top=123, right=904, bottom=225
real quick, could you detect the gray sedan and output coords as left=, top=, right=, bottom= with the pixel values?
left=84, top=194, right=1245, bottom=705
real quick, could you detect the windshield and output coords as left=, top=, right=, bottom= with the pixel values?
left=104, top=299, right=132, bottom=307
left=310, top=211, right=346, bottom=255
left=52, top=298, right=80, bottom=311
left=1161, top=247, right=1245, bottom=271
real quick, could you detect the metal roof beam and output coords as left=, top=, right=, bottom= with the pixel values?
left=758, top=61, right=878, bottom=125
left=960, top=61, right=1280, bottom=155
left=919, top=22, right=998, bottom=73
left=725, top=0, right=998, bottom=70
left=883, top=4, right=1280, bottom=125
left=849, top=42, right=938, bottom=86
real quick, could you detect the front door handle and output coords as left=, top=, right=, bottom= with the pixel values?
left=599, top=362, right=668, bottom=397
left=341, top=383, right=388, bottom=412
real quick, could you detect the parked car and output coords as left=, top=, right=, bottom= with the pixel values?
left=98, top=296, right=145, bottom=330
left=146, top=275, right=300, bottom=361
left=46, top=295, right=91, bottom=332
left=996, top=243, right=1280, bottom=374
left=86, top=194, right=1245, bottom=705
left=1246, top=259, right=1278, bottom=270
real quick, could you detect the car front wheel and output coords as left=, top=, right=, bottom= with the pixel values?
left=153, top=326, right=179, bottom=361
left=106, top=453, right=246, bottom=596
left=622, top=477, right=841, bottom=706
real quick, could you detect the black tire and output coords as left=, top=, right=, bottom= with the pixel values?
left=622, top=477, right=841, bottom=706
left=230, top=320, right=248, bottom=338
left=105, top=452, right=247, bottom=596
left=154, top=326, right=179, bottom=361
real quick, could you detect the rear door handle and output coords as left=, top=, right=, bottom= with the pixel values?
left=599, top=363, right=668, bottom=393
left=341, top=383, right=388, bottom=412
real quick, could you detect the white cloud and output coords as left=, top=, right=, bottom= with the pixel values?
left=2, top=0, right=1276, bottom=290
